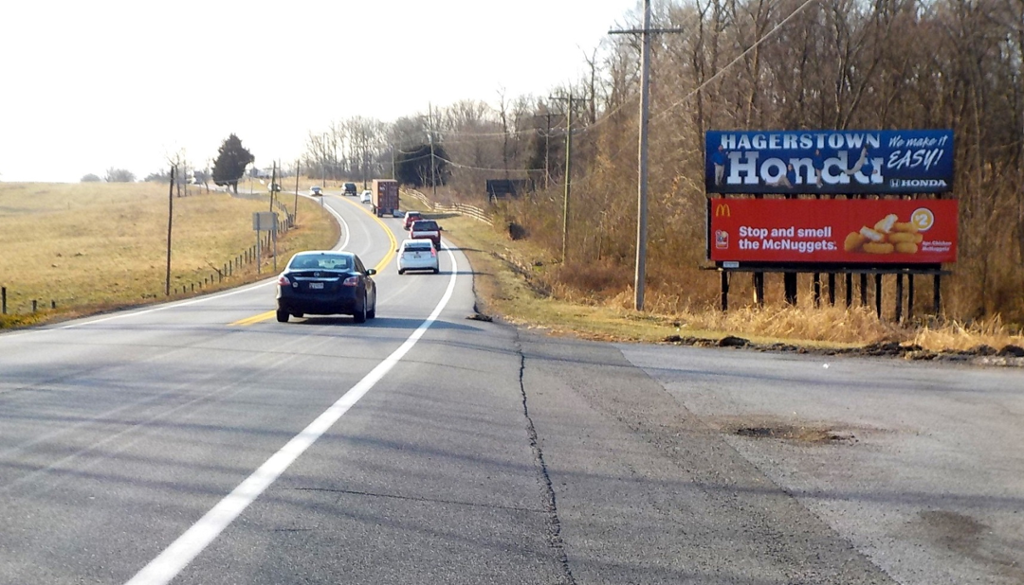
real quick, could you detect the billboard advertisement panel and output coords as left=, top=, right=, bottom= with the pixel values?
left=705, top=130, right=954, bottom=195
left=708, top=198, right=958, bottom=264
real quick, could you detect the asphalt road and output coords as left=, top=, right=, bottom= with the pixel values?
left=1, top=192, right=1020, bottom=584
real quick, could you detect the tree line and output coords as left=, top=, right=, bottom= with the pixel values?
left=310, top=0, right=1023, bottom=325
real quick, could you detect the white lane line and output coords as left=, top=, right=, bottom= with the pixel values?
left=50, top=201, right=352, bottom=331
left=125, top=246, right=460, bottom=585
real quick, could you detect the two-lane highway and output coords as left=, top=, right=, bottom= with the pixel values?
left=2, top=192, right=1021, bottom=584
left=1, top=194, right=561, bottom=584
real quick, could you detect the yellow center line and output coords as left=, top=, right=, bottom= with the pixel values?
left=229, top=197, right=399, bottom=326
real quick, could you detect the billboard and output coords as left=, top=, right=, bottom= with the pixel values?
left=708, top=198, right=958, bottom=265
left=706, top=130, right=954, bottom=195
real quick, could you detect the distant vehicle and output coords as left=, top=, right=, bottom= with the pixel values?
left=403, top=210, right=423, bottom=230
left=276, top=251, right=377, bottom=324
left=360, top=190, right=371, bottom=203
left=343, top=182, right=358, bottom=196
left=409, top=219, right=442, bottom=249
left=397, top=239, right=439, bottom=275
left=371, top=179, right=399, bottom=217
left=268, top=183, right=282, bottom=193
left=309, top=186, right=323, bottom=196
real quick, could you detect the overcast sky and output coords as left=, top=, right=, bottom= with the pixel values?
left=1, top=0, right=640, bottom=183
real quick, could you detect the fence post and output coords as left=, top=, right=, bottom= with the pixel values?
left=32, top=300, right=37, bottom=313
left=51, top=300, right=56, bottom=309
left=1, top=286, right=6, bottom=314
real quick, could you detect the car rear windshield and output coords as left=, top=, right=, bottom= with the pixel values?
left=413, top=221, right=438, bottom=230
left=290, top=255, right=350, bottom=270
left=404, top=242, right=432, bottom=251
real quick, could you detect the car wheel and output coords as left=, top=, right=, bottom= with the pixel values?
left=293, top=312, right=304, bottom=318
left=398, top=268, right=405, bottom=275
left=367, top=299, right=376, bottom=320
left=433, top=267, right=439, bottom=274
left=353, top=296, right=367, bottom=324
left=276, top=309, right=289, bottom=323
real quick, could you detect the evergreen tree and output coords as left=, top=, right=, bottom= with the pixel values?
left=212, top=134, right=254, bottom=194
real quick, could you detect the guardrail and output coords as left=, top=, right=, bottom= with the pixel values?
left=406, top=190, right=494, bottom=226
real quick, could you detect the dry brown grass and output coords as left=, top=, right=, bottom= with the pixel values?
left=0, top=182, right=337, bottom=326
left=912, top=316, right=1024, bottom=352
left=426, top=200, right=1024, bottom=353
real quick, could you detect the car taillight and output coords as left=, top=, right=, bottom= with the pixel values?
left=277, top=275, right=290, bottom=286
left=430, top=248, right=436, bottom=257
left=342, top=276, right=359, bottom=287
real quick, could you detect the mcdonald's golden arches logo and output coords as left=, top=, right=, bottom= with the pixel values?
left=715, top=203, right=731, bottom=218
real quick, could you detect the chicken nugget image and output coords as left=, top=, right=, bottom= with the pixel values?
left=863, top=242, right=895, bottom=254
left=874, top=214, right=898, bottom=234
left=888, top=232, right=918, bottom=244
left=859, top=226, right=885, bottom=242
left=893, top=221, right=919, bottom=233
left=844, top=232, right=867, bottom=252
left=895, top=242, right=919, bottom=254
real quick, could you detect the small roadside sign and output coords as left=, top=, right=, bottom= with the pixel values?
left=253, top=211, right=277, bottom=232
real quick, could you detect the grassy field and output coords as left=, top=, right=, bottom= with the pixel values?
left=0, top=182, right=338, bottom=327
left=411, top=199, right=1024, bottom=353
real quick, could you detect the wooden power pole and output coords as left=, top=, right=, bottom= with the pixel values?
left=610, top=0, right=684, bottom=311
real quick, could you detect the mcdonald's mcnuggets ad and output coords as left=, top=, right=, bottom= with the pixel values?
left=708, top=198, right=958, bottom=264
left=705, top=130, right=954, bottom=195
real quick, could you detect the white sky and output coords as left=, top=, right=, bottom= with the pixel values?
left=1, top=0, right=641, bottom=183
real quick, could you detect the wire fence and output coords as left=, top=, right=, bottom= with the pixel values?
left=1, top=196, right=297, bottom=317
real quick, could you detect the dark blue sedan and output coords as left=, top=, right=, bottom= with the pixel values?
left=276, top=251, right=377, bottom=323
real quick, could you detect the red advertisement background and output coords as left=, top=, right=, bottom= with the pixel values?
left=708, top=198, right=958, bottom=264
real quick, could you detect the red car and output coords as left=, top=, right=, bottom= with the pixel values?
left=403, top=211, right=423, bottom=230
left=409, top=219, right=442, bottom=249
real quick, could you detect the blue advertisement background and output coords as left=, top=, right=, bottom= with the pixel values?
left=705, top=130, right=954, bottom=194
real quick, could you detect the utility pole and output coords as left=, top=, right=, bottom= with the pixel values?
left=610, top=0, right=684, bottom=311
left=293, top=160, right=300, bottom=224
left=550, top=94, right=573, bottom=263
left=269, top=162, right=277, bottom=212
left=428, top=102, right=437, bottom=199
left=545, top=109, right=552, bottom=190
left=165, top=166, right=175, bottom=296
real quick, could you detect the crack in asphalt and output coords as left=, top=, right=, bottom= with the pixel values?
left=514, top=330, right=577, bottom=585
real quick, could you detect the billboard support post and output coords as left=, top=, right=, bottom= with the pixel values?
left=721, top=271, right=730, bottom=312
left=828, top=273, right=836, bottom=306
left=861, top=274, right=868, bottom=306
left=908, top=275, right=915, bottom=319
left=896, top=273, right=905, bottom=323
left=845, top=274, right=853, bottom=307
left=784, top=273, right=798, bottom=305
left=874, top=274, right=883, bottom=318
left=813, top=273, right=822, bottom=307
left=753, top=273, right=764, bottom=307
left=934, top=275, right=942, bottom=316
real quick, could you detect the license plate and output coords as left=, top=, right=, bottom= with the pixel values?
left=308, top=282, right=324, bottom=289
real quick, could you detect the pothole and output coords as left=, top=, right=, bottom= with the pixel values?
left=733, top=424, right=856, bottom=444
